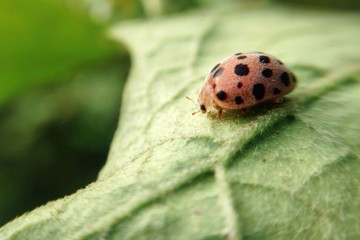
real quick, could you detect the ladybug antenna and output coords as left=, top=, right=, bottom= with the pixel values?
left=186, top=96, right=198, bottom=107
left=186, top=96, right=201, bottom=115
left=192, top=109, right=201, bottom=115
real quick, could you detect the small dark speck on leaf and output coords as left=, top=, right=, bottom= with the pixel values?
left=194, top=209, right=202, bottom=215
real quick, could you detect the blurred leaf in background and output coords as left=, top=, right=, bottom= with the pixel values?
left=0, top=0, right=116, bottom=106
left=64, top=0, right=145, bottom=23
left=272, top=0, right=360, bottom=9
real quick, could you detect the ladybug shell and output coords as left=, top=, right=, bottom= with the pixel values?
left=198, top=52, right=296, bottom=111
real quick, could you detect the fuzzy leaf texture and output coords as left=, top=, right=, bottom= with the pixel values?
left=1, top=3, right=360, bottom=240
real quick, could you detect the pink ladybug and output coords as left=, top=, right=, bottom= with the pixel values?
left=194, top=52, right=297, bottom=118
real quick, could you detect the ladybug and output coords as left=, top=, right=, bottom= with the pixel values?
left=193, top=51, right=297, bottom=118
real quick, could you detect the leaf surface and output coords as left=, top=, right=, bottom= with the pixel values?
left=1, top=4, right=360, bottom=240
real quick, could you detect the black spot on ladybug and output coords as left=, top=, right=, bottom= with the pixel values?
left=291, top=72, right=297, bottom=83
left=213, top=67, right=224, bottom=78
left=262, top=68, right=273, bottom=78
left=237, top=82, right=243, bottom=88
left=234, top=64, right=249, bottom=76
left=210, top=63, right=220, bottom=73
left=216, top=90, right=227, bottom=100
left=200, top=104, right=206, bottom=111
left=252, top=83, right=265, bottom=100
left=237, top=55, right=247, bottom=60
left=277, top=60, right=284, bottom=65
left=259, top=55, right=270, bottom=63
left=235, top=52, right=242, bottom=56
left=234, top=96, right=244, bottom=104
left=280, top=72, right=290, bottom=87
left=273, top=88, right=282, bottom=95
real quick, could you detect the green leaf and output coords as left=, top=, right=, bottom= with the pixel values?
left=0, top=0, right=115, bottom=107
left=1, top=3, right=360, bottom=239
left=272, top=0, right=360, bottom=10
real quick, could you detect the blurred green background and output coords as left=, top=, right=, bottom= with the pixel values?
left=0, top=0, right=358, bottom=227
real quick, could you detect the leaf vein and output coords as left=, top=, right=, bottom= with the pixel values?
left=214, top=162, right=242, bottom=240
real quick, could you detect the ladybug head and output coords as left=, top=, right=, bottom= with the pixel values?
left=196, top=83, right=213, bottom=114
left=186, top=96, right=209, bottom=115
left=199, top=103, right=207, bottom=113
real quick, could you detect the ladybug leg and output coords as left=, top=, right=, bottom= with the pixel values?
left=241, top=108, right=248, bottom=115
left=272, top=97, right=284, bottom=103
left=212, top=102, right=223, bottom=120
left=217, top=108, right=223, bottom=120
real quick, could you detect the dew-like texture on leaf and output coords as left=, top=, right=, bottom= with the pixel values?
left=1, top=4, right=360, bottom=240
